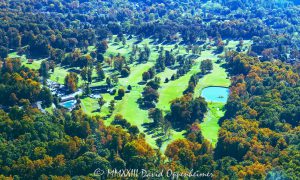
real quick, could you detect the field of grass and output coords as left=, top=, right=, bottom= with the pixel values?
left=49, top=67, right=69, bottom=84
left=194, top=62, right=230, bottom=97
left=8, top=52, right=43, bottom=70
left=201, top=102, right=225, bottom=146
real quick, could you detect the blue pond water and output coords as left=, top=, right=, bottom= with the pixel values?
left=61, top=100, right=76, bottom=109
left=201, top=87, right=229, bottom=103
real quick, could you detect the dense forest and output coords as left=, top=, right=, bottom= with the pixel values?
left=0, top=0, right=299, bottom=179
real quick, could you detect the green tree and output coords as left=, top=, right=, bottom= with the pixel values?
left=39, top=61, right=50, bottom=84
left=148, top=108, right=164, bottom=126
left=98, top=97, right=106, bottom=111
left=64, top=73, right=79, bottom=93
left=109, top=100, right=115, bottom=114
left=40, top=87, right=53, bottom=107
left=200, top=59, right=213, bottom=74
left=96, top=63, right=105, bottom=80
left=118, top=88, right=125, bottom=99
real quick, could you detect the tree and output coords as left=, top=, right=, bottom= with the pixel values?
left=64, top=73, right=79, bottom=93
left=200, top=59, right=213, bottom=74
left=169, top=94, right=207, bottom=125
left=155, top=51, right=166, bottom=72
left=80, top=66, right=92, bottom=95
left=113, top=56, right=126, bottom=71
left=165, top=139, right=201, bottom=169
left=40, top=87, right=53, bottom=107
left=165, top=51, right=176, bottom=66
left=29, top=35, right=50, bottom=56
left=0, top=46, right=8, bottom=59
left=142, top=71, right=150, bottom=82
left=109, top=100, right=116, bottom=114
left=128, top=125, right=139, bottom=135
left=97, top=53, right=104, bottom=63
left=144, top=44, right=151, bottom=60
left=140, top=86, right=159, bottom=108
left=9, top=93, right=18, bottom=105
left=121, top=67, right=130, bottom=77
left=87, top=67, right=93, bottom=84
left=97, top=40, right=108, bottom=54
left=106, top=77, right=112, bottom=87
left=7, top=27, right=21, bottom=49
left=118, top=88, right=125, bottom=99
left=50, top=48, right=64, bottom=64
left=39, top=61, right=50, bottom=84
left=148, top=108, right=164, bottom=126
left=165, top=78, right=169, bottom=83
left=80, top=67, right=88, bottom=82
left=111, top=74, right=119, bottom=85
left=127, top=85, right=132, bottom=91
left=146, top=77, right=161, bottom=90
left=122, top=36, right=126, bottom=46
left=148, top=67, right=156, bottom=79
left=98, top=97, right=106, bottom=111
left=96, top=63, right=105, bottom=80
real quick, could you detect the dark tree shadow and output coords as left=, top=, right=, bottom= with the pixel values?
left=138, top=81, right=147, bottom=85
left=114, top=96, right=123, bottom=100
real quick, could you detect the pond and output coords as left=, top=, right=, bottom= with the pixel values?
left=201, top=87, right=229, bottom=103
left=60, top=100, right=77, bottom=109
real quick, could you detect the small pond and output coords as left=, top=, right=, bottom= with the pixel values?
left=201, top=87, right=229, bottom=103
left=60, top=100, right=77, bottom=109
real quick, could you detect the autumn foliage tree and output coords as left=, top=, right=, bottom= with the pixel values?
left=64, top=72, right=79, bottom=93
left=168, top=94, right=207, bottom=126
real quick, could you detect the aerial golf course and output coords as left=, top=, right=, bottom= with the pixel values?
left=10, top=36, right=251, bottom=151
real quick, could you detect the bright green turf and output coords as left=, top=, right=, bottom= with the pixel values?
left=8, top=52, right=43, bottom=70
left=8, top=52, right=20, bottom=58
left=200, top=102, right=225, bottom=147
left=23, top=59, right=43, bottom=70
left=50, top=67, right=83, bottom=86
left=194, top=50, right=231, bottom=97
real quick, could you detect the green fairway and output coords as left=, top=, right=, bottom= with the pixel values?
left=201, top=102, right=225, bottom=146
left=50, top=66, right=84, bottom=86
left=23, top=59, right=43, bottom=70
left=50, top=67, right=69, bottom=84
left=8, top=52, right=43, bottom=70
left=194, top=63, right=230, bottom=96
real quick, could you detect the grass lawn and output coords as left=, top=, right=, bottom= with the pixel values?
left=226, top=40, right=252, bottom=51
left=106, top=86, right=157, bottom=147
left=50, top=66, right=84, bottom=86
left=156, top=67, right=196, bottom=111
left=201, top=102, right=225, bottom=147
left=50, top=67, right=70, bottom=85
left=107, top=62, right=157, bottom=147
left=8, top=52, right=43, bottom=70
left=23, top=59, right=43, bottom=70
left=118, top=62, right=153, bottom=86
left=194, top=49, right=231, bottom=97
